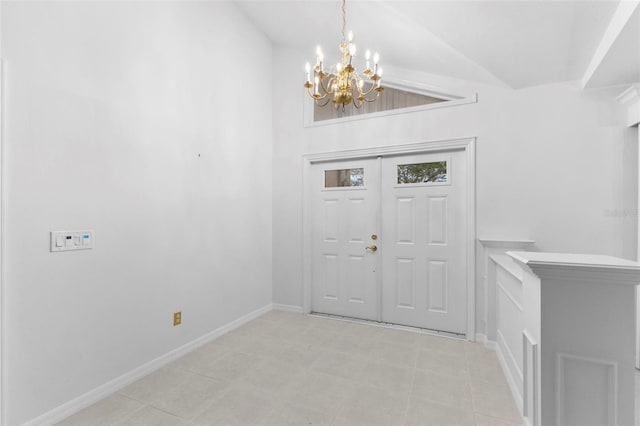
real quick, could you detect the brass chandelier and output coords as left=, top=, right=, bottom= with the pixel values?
left=304, top=0, right=383, bottom=109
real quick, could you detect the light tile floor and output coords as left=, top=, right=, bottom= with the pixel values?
left=58, top=311, right=523, bottom=426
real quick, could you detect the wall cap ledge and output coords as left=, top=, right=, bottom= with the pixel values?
left=507, top=251, right=640, bottom=285
left=478, top=238, right=535, bottom=249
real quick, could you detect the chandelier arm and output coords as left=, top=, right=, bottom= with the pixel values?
left=352, top=96, right=363, bottom=109
left=358, top=85, right=375, bottom=97
left=362, top=91, right=382, bottom=103
left=359, top=81, right=380, bottom=97
left=319, top=75, right=333, bottom=95
left=317, top=96, right=333, bottom=107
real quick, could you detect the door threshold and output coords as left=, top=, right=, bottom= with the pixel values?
left=309, top=312, right=466, bottom=341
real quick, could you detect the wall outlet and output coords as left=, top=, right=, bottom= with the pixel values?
left=173, top=311, right=182, bottom=326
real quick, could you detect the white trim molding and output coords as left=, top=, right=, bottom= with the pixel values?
left=617, top=84, right=640, bottom=127
left=302, top=137, right=476, bottom=340
left=272, top=303, right=304, bottom=314
left=522, top=330, right=538, bottom=426
left=0, top=57, right=6, bottom=426
left=478, top=238, right=535, bottom=343
left=24, top=304, right=273, bottom=426
left=556, top=354, right=617, bottom=426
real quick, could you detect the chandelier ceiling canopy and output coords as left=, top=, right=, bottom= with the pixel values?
left=304, top=0, right=383, bottom=110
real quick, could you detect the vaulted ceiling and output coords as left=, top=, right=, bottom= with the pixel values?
left=235, top=0, right=640, bottom=90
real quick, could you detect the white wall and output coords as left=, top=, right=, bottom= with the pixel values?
left=1, top=2, right=273, bottom=424
left=272, top=45, right=637, bottom=334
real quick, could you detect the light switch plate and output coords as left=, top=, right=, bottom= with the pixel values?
left=51, top=230, right=94, bottom=252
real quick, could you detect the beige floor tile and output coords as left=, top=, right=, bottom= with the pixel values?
left=367, top=339, right=420, bottom=368
left=194, top=350, right=264, bottom=383
left=414, top=334, right=469, bottom=355
left=169, top=341, right=230, bottom=374
left=405, top=396, right=475, bottom=426
left=411, top=370, right=472, bottom=409
left=465, top=344, right=501, bottom=366
left=149, top=372, right=229, bottom=420
left=467, top=353, right=510, bottom=386
left=192, top=384, right=277, bottom=426
left=375, top=328, right=425, bottom=348
left=56, top=314, right=531, bottom=426
left=332, top=384, right=408, bottom=426
left=468, top=368, right=511, bottom=391
left=339, top=321, right=387, bottom=341
left=296, top=327, right=343, bottom=346
left=257, top=402, right=334, bottom=426
left=280, top=370, right=356, bottom=414
left=56, top=394, right=145, bottom=426
left=213, top=322, right=280, bottom=350
left=471, top=380, right=521, bottom=423
left=236, top=358, right=304, bottom=394
left=232, top=335, right=293, bottom=359
left=310, top=348, right=367, bottom=380
left=118, top=367, right=191, bottom=404
left=277, top=341, right=325, bottom=368
left=415, top=348, right=467, bottom=377
left=465, top=341, right=490, bottom=357
left=321, top=330, right=380, bottom=357
left=116, top=405, right=188, bottom=426
left=356, top=360, right=415, bottom=395
left=475, top=413, right=524, bottom=426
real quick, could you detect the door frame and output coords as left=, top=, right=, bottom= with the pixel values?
left=302, top=137, right=477, bottom=340
left=1, top=56, right=6, bottom=425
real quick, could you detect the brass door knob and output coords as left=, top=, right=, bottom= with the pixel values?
left=366, top=245, right=378, bottom=252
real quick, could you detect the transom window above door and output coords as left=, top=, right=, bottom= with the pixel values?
left=304, top=79, right=478, bottom=127
left=397, top=160, right=448, bottom=185
left=324, top=168, right=364, bottom=188
left=314, top=85, right=448, bottom=122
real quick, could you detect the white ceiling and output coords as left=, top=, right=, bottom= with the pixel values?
left=235, top=0, right=639, bottom=90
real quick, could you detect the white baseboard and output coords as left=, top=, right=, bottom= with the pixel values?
left=475, top=333, right=497, bottom=351
left=272, top=303, right=303, bottom=314
left=475, top=333, right=487, bottom=345
left=25, top=304, right=272, bottom=426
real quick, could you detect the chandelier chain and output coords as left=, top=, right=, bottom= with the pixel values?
left=341, top=0, right=346, bottom=42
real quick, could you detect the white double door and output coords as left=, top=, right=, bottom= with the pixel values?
left=311, top=150, right=467, bottom=334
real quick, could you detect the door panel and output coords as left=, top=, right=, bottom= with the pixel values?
left=311, top=159, right=380, bottom=320
left=381, top=151, right=467, bottom=334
